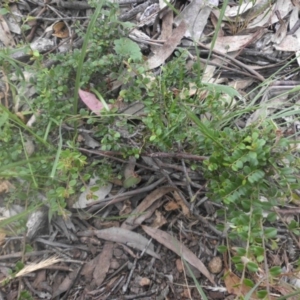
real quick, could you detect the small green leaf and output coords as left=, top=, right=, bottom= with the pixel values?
left=269, top=266, right=281, bottom=277
left=264, top=227, right=277, bottom=239
left=256, top=255, right=264, bottom=263
left=0, top=111, right=8, bottom=128
left=243, top=278, right=254, bottom=287
left=232, top=256, right=242, bottom=263
left=114, top=38, right=142, bottom=62
left=246, top=262, right=258, bottom=272
left=123, top=175, right=141, bottom=188
left=15, top=261, right=25, bottom=272
left=256, top=290, right=268, bottom=298
left=69, top=179, right=77, bottom=187
left=217, top=245, right=227, bottom=253
left=293, top=229, right=300, bottom=236
left=235, top=247, right=246, bottom=256
left=235, top=263, right=244, bottom=272
left=0, top=8, right=9, bottom=15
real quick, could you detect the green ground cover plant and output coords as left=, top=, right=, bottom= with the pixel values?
left=1, top=0, right=300, bottom=298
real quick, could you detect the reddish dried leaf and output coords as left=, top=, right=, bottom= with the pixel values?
left=164, top=200, right=179, bottom=211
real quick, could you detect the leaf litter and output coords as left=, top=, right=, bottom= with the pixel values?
left=2, top=0, right=300, bottom=299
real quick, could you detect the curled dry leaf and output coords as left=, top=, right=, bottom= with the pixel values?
left=151, top=210, right=167, bottom=228
left=52, top=22, right=69, bottom=38
left=142, top=225, right=215, bottom=284
left=0, top=180, right=14, bottom=194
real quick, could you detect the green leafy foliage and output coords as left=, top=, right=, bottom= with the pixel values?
left=114, top=38, right=142, bottom=62
left=0, top=2, right=128, bottom=217
left=1, top=1, right=300, bottom=293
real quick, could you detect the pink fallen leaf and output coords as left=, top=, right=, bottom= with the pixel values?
left=78, top=89, right=110, bottom=115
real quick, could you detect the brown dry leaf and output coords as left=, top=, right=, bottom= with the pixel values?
left=0, top=180, right=14, bottom=194
left=122, top=186, right=175, bottom=230
left=15, top=112, right=27, bottom=123
left=176, top=259, right=184, bottom=272
left=224, top=269, right=259, bottom=299
left=0, top=15, right=15, bottom=47
left=53, top=268, right=80, bottom=298
left=32, top=270, right=46, bottom=289
left=182, top=288, right=192, bottom=299
left=0, top=230, right=6, bottom=246
left=142, top=225, right=215, bottom=284
left=52, top=22, right=69, bottom=38
left=173, top=191, right=190, bottom=216
left=94, top=227, right=161, bottom=259
left=139, top=277, right=151, bottom=286
left=82, top=255, right=98, bottom=278
left=151, top=210, right=167, bottom=228
left=164, top=200, right=179, bottom=211
left=208, top=256, right=222, bottom=274
left=119, top=200, right=132, bottom=216
left=147, top=21, right=187, bottom=70
left=93, top=241, right=114, bottom=285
